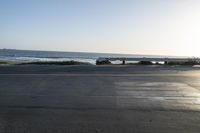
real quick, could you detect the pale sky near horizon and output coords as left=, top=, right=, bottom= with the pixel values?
left=0, top=0, right=200, bottom=56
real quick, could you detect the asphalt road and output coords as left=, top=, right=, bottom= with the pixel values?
left=0, top=65, right=200, bottom=133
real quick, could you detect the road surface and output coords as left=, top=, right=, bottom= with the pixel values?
left=0, top=65, right=200, bottom=133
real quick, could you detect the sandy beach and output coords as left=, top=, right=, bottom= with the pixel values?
left=0, top=65, right=200, bottom=133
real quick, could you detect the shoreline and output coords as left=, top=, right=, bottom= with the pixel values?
left=1, top=59, right=200, bottom=67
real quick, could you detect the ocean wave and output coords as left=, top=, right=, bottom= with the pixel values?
left=0, top=56, right=97, bottom=65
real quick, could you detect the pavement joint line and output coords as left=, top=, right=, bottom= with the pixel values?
left=0, top=73, right=200, bottom=77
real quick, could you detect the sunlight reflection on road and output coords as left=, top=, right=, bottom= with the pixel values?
left=115, top=81, right=200, bottom=111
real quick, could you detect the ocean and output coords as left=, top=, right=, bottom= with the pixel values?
left=0, top=49, right=186, bottom=65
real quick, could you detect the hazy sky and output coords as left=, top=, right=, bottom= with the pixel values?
left=0, top=0, right=200, bottom=56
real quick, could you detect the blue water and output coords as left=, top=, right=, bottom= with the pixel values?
left=0, top=49, right=186, bottom=64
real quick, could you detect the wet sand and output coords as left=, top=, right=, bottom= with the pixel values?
left=0, top=65, right=200, bottom=133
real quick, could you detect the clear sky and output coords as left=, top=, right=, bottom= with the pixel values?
left=0, top=0, right=200, bottom=56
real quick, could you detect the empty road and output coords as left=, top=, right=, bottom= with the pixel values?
left=0, top=65, right=200, bottom=133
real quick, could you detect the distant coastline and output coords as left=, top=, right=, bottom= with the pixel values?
left=0, top=49, right=199, bottom=66
left=0, top=49, right=189, bottom=65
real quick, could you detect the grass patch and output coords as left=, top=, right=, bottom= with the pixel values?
left=19, top=61, right=90, bottom=65
left=138, top=61, right=153, bottom=65
left=96, top=60, right=112, bottom=65
left=167, top=60, right=200, bottom=65
left=0, top=61, right=8, bottom=64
